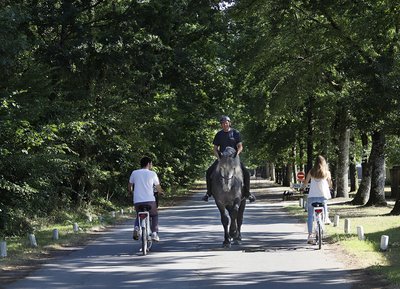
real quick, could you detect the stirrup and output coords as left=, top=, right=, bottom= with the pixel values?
left=202, top=194, right=209, bottom=202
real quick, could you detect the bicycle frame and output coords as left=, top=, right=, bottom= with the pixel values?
left=313, top=205, right=325, bottom=249
left=137, top=210, right=152, bottom=255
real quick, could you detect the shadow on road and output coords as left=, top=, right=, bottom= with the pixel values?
left=3, top=180, right=364, bottom=289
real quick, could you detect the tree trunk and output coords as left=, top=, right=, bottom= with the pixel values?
left=279, top=166, right=284, bottom=184
left=275, top=166, right=281, bottom=184
left=283, top=164, right=292, bottom=186
left=270, top=163, right=275, bottom=182
left=306, top=95, right=314, bottom=173
left=351, top=133, right=371, bottom=205
left=390, top=167, right=400, bottom=212
left=336, top=126, right=350, bottom=198
left=291, top=146, right=297, bottom=182
left=349, top=135, right=358, bottom=192
left=365, top=130, right=387, bottom=207
left=298, top=139, right=305, bottom=172
left=265, top=162, right=270, bottom=179
left=390, top=201, right=400, bottom=215
left=389, top=166, right=400, bottom=199
left=349, top=161, right=357, bottom=192
left=330, top=163, right=337, bottom=198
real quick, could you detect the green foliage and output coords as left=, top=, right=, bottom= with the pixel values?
left=228, top=0, right=400, bottom=177
left=386, top=136, right=400, bottom=167
left=3, top=0, right=399, bottom=239
left=0, top=0, right=231, bottom=237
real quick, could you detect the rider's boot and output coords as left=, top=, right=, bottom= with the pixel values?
left=243, top=186, right=256, bottom=203
left=202, top=175, right=212, bottom=202
left=241, top=165, right=255, bottom=202
left=202, top=188, right=212, bottom=202
left=248, top=193, right=256, bottom=203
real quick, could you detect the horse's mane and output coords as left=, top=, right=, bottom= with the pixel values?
left=222, top=146, right=237, bottom=158
left=218, top=146, right=241, bottom=172
left=213, top=146, right=243, bottom=197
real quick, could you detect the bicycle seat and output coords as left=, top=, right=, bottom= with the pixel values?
left=311, top=202, right=324, bottom=207
left=137, top=204, right=152, bottom=212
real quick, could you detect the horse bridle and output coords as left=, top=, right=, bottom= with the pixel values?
left=220, top=167, right=236, bottom=181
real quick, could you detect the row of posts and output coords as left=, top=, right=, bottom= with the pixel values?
left=1, top=208, right=130, bottom=258
left=299, top=196, right=390, bottom=251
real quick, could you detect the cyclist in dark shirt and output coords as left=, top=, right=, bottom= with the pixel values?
left=202, top=116, right=256, bottom=203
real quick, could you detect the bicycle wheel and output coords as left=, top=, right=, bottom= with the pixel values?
left=317, top=222, right=322, bottom=249
left=141, top=224, right=147, bottom=256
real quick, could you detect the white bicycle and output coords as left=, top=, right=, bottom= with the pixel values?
left=137, top=205, right=153, bottom=255
left=311, top=202, right=325, bottom=249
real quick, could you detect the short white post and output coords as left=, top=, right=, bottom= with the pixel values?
left=28, top=234, right=38, bottom=247
left=333, top=215, right=340, bottom=227
left=324, top=209, right=330, bottom=223
left=0, top=241, right=7, bottom=257
left=88, top=215, right=93, bottom=222
left=120, top=209, right=124, bottom=215
left=73, top=223, right=79, bottom=233
left=380, top=235, right=389, bottom=251
left=52, top=229, right=59, bottom=240
left=111, top=211, right=116, bottom=218
left=299, top=197, right=304, bottom=207
left=344, top=218, right=351, bottom=234
left=357, top=226, right=365, bottom=240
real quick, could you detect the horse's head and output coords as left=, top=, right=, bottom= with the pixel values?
left=218, top=147, right=241, bottom=191
left=221, top=146, right=237, bottom=158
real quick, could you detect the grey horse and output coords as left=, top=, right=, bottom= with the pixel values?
left=210, top=146, right=246, bottom=247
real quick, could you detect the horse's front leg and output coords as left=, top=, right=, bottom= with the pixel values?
left=229, top=199, right=241, bottom=242
left=217, top=205, right=231, bottom=248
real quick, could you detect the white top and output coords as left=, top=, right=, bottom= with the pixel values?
left=308, top=177, right=331, bottom=199
left=129, top=169, right=160, bottom=203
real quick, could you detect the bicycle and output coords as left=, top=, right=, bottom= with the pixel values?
left=137, top=204, right=153, bottom=255
left=311, top=202, right=325, bottom=249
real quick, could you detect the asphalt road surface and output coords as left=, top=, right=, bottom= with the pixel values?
left=4, top=180, right=355, bottom=289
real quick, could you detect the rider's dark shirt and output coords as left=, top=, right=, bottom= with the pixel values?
left=213, top=128, right=242, bottom=153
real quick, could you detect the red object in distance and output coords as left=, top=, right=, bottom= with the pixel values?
left=297, top=171, right=305, bottom=181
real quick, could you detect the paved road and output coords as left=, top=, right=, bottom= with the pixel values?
left=4, top=181, right=354, bottom=289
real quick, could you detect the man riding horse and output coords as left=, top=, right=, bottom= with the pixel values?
left=202, top=116, right=256, bottom=203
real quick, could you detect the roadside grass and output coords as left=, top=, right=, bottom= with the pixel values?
left=0, top=208, right=134, bottom=268
left=286, top=199, right=400, bottom=285
left=161, top=187, right=195, bottom=207
left=0, top=187, right=192, bottom=270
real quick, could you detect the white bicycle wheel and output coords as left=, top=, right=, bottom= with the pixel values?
left=141, top=225, right=147, bottom=255
left=317, top=222, right=322, bottom=249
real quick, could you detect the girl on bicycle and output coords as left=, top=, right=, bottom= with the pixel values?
left=303, top=155, right=333, bottom=244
